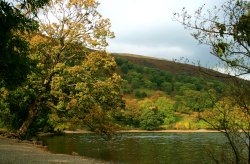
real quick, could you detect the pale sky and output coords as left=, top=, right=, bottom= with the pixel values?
left=98, top=0, right=226, bottom=67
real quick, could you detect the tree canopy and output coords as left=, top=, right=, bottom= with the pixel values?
left=0, top=0, right=124, bottom=138
left=0, top=0, right=49, bottom=88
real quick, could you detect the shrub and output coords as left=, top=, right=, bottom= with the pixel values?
left=139, top=107, right=164, bottom=130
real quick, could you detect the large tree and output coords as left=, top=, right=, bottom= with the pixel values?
left=2, top=0, right=124, bottom=138
left=174, top=0, right=250, bottom=163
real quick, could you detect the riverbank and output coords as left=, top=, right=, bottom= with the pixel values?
left=64, top=129, right=220, bottom=134
left=119, top=129, right=220, bottom=133
left=0, top=136, right=109, bottom=164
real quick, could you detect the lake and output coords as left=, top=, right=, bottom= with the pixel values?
left=41, top=132, right=231, bottom=164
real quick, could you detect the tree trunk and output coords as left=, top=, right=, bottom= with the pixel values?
left=17, top=97, right=41, bottom=137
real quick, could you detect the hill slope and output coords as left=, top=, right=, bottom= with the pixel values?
left=111, top=53, right=227, bottom=130
left=113, top=53, right=227, bottom=80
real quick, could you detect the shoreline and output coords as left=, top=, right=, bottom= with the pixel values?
left=0, top=136, right=109, bottom=164
left=64, top=129, right=220, bottom=134
left=118, top=129, right=220, bottom=133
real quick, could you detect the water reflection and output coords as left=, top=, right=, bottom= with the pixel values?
left=41, top=133, right=229, bottom=164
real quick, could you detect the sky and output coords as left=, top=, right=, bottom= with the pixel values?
left=98, top=0, right=226, bottom=67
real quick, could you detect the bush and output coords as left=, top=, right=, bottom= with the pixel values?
left=139, top=107, right=164, bottom=130
left=163, top=115, right=176, bottom=125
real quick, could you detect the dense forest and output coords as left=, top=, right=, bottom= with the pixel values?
left=112, top=54, right=225, bottom=130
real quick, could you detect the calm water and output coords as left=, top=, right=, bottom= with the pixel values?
left=41, top=132, right=230, bottom=164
